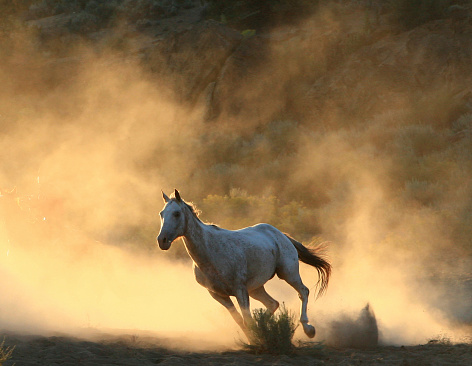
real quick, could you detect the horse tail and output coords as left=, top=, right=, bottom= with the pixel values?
left=285, top=234, right=331, bottom=299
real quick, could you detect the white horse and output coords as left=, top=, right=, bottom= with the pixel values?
left=157, top=189, right=331, bottom=339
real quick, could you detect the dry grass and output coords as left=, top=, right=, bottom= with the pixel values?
left=0, top=337, right=15, bottom=366
left=241, top=304, right=298, bottom=354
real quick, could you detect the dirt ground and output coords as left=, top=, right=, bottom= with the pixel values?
left=2, top=331, right=471, bottom=366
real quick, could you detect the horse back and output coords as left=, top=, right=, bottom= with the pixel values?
left=236, top=223, right=299, bottom=266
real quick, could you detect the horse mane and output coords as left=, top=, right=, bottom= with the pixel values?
left=183, top=200, right=200, bottom=217
left=169, top=197, right=201, bottom=218
left=170, top=197, right=221, bottom=229
left=168, top=198, right=198, bottom=214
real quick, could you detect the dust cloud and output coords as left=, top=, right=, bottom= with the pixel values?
left=1, top=1, right=471, bottom=351
left=271, top=135, right=470, bottom=346
left=0, top=227, right=239, bottom=348
left=0, top=40, right=238, bottom=349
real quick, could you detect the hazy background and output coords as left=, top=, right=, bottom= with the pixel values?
left=1, top=0, right=471, bottom=349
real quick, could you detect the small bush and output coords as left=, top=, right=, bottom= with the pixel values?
left=428, top=334, right=453, bottom=345
left=85, top=0, right=120, bottom=22
left=0, top=0, right=34, bottom=16
left=243, top=304, right=297, bottom=354
left=394, top=125, right=445, bottom=157
left=451, top=113, right=472, bottom=134
left=205, top=0, right=317, bottom=28
left=67, top=11, right=99, bottom=34
left=199, top=190, right=320, bottom=241
left=0, top=337, right=15, bottom=366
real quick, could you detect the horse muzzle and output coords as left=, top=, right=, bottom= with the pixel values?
left=157, top=234, right=172, bottom=250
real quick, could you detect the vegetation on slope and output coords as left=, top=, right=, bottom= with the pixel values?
left=1, top=0, right=471, bottom=281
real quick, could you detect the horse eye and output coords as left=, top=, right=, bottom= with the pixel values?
left=173, top=211, right=181, bottom=218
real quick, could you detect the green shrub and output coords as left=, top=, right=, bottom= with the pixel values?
left=85, top=0, right=120, bottom=22
left=117, top=0, right=165, bottom=22
left=394, top=125, right=445, bottom=157
left=390, top=0, right=452, bottom=29
left=451, top=113, right=472, bottom=134
left=21, top=0, right=193, bottom=29
left=67, top=11, right=100, bottom=34
left=204, top=0, right=318, bottom=28
left=0, top=0, right=34, bottom=16
left=199, top=190, right=320, bottom=241
left=243, top=304, right=298, bottom=354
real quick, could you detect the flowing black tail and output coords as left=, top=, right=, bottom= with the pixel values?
left=285, top=234, right=331, bottom=298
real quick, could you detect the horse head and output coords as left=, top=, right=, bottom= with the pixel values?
left=157, top=189, right=186, bottom=250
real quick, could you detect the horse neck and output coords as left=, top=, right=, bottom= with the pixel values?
left=181, top=207, right=211, bottom=265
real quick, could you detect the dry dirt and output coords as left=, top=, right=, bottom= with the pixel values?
left=2, top=331, right=471, bottom=366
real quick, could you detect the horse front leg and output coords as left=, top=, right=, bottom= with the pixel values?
left=249, top=286, right=279, bottom=314
left=235, top=286, right=260, bottom=344
left=235, top=287, right=253, bottom=329
left=208, top=290, right=252, bottom=340
left=194, top=265, right=252, bottom=339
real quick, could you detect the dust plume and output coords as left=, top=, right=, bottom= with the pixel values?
left=327, top=304, right=378, bottom=349
left=262, top=130, right=472, bottom=346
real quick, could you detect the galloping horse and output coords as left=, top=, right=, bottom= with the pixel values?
left=157, top=189, right=331, bottom=339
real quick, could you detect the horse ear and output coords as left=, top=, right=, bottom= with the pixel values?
left=162, top=190, right=170, bottom=203
left=174, top=189, right=182, bottom=202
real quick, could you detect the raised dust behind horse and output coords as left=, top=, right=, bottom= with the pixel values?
left=157, top=189, right=331, bottom=340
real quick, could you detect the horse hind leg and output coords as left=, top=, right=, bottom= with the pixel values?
left=295, top=282, right=316, bottom=338
left=277, top=267, right=316, bottom=338
left=249, top=286, right=279, bottom=314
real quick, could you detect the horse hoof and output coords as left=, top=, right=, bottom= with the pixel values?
left=302, top=323, right=316, bottom=338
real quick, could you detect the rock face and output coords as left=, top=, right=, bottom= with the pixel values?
left=140, top=8, right=472, bottom=125
left=13, top=3, right=472, bottom=125
left=143, top=20, right=242, bottom=104
left=208, top=35, right=271, bottom=121
left=298, top=18, right=472, bottom=126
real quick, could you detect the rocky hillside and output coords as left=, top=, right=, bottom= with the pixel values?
left=7, top=1, right=472, bottom=124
